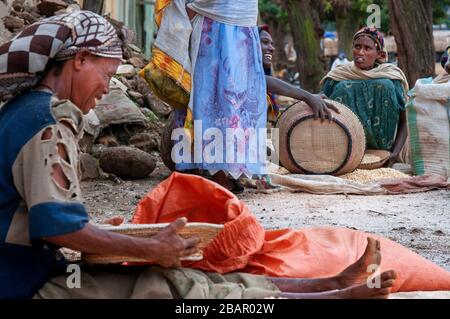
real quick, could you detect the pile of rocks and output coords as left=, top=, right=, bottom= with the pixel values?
left=2, top=0, right=80, bottom=36
left=80, top=40, right=173, bottom=181
left=116, top=43, right=172, bottom=119
left=1, top=1, right=174, bottom=180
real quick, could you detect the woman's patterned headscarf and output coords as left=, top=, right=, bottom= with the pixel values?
left=353, top=26, right=385, bottom=51
left=353, top=26, right=387, bottom=65
left=258, top=24, right=270, bottom=35
left=0, top=11, right=124, bottom=101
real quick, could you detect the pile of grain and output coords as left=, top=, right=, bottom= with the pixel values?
left=342, top=168, right=410, bottom=183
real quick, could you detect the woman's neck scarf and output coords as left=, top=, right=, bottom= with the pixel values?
left=320, top=62, right=409, bottom=94
left=0, top=11, right=123, bottom=101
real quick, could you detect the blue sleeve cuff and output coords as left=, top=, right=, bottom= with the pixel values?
left=29, top=202, right=89, bottom=240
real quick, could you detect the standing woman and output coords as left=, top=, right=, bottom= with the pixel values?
left=151, top=1, right=335, bottom=193
left=180, top=0, right=267, bottom=192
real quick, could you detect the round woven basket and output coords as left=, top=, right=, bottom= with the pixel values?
left=275, top=100, right=366, bottom=176
left=82, top=223, right=223, bottom=264
left=160, top=111, right=176, bottom=172
left=358, top=149, right=391, bottom=170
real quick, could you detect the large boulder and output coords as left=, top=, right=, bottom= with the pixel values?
left=129, top=132, right=159, bottom=153
left=144, top=91, right=172, bottom=117
left=99, top=146, right=156, bottom=180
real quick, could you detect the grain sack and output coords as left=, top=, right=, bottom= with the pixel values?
left=407, top=80, right=450, bottom=178
left=84, top=82, right=148, bottom=140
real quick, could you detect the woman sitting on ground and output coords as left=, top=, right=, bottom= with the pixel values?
left=320, top=27, right=409, bottom=166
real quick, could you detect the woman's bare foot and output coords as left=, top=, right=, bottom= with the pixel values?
left=340, top=270, right=397, bottom=299
left=277, top=270, right=396, bottom=299
left=336, top=237, right=382, bottom=288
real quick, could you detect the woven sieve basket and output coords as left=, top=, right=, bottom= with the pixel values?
left=82, top=223, right=224, bottom=264
left=358, top=150, right=391, bottom=170
left=275, top=100, right=366, bottom=176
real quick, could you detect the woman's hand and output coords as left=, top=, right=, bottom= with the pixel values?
left=304, top=93, right=340, bottom=121
left=43, top=218, right=199, bottom=269
left=146, top=217, right=200, bottom=268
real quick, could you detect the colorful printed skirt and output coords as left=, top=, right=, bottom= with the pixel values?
left=174, top=17, right=268, bottom=179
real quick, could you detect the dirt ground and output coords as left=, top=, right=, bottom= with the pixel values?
left=81, top=161, right=450, bottom=271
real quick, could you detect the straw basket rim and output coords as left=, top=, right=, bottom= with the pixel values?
left=358, top=150, right=391, bottom=170
left=97, top=222, right=224, bottom=232
left=82, top=222, right=224, bottom=264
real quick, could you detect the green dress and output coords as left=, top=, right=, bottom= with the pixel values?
left=321, top=78, right=406, bottom=150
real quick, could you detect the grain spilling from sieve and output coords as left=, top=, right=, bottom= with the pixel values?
left=342, top=168, right=410, bottom=183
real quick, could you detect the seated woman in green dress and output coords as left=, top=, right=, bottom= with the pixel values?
left=320, top=27, right=409, bottom=165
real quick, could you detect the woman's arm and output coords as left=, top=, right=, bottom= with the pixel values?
left=389, top=110, right=408, bottom=166
left=43, top=218, right=200, bottom=268
left=266, top=75, right=339, bottom=120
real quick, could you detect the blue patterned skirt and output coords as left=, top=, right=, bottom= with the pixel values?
left=174, top=17, right=267, bottom=178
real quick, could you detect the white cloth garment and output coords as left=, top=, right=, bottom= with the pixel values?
left=187, top=0, right=257, bottom=27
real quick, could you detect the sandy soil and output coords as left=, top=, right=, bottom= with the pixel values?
left=81, top=161, right=450, bottom=271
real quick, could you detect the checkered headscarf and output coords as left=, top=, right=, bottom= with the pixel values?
left=0, top=11, right=123, bottom=101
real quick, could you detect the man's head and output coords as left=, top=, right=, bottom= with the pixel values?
left=258, top=26, right=275, bottom=70
left=352, top=27, right=386, bottom=70
left=43, top=51, right=121, bottom=114
left=442, top=46, right=450, bottom=74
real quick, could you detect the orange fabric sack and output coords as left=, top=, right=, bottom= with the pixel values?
left=133, top=172, right=450, bottom=292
